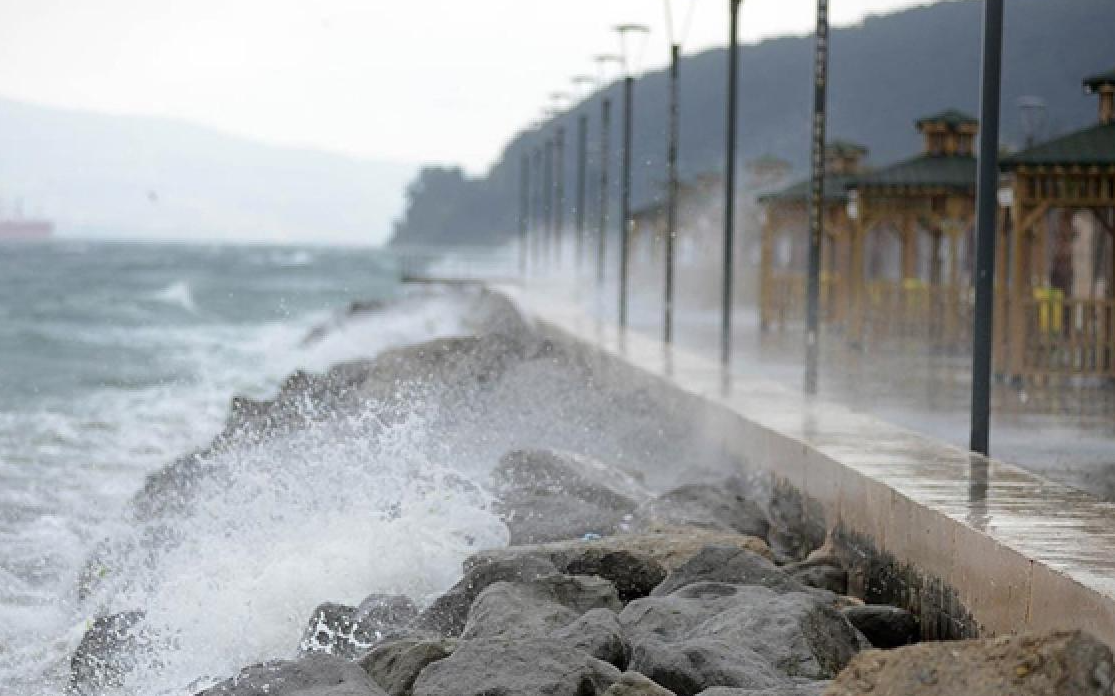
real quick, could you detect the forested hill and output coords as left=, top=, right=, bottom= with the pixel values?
left=390, top=0, right=1114, bottom=247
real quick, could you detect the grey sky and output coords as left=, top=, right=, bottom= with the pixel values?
left=0, top=0, right=948, bottom=174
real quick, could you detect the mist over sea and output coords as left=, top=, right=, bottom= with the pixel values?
left=0, top=241, right=465, bottom=695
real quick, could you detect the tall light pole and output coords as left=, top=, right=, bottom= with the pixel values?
left=550, top=92, right=572, bottom=270
left=804, top=0, right=830, bottom=395
left=543, top=135, right=554, bottom=272
left=615, top=23, right=650, bottom=330
left=572, top=75, right=596, bottom=275
left=664, top=43, right=681, bottom=345
left=594, top=54, right=623, bottom=293
left=532, top=146, right=543, bottom=272
left=969, top=0, right=1005, bottom=457
left=721, top=0, right=743, bottom=367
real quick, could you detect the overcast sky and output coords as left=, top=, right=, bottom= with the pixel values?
left=0, top=0, right=947, bottom=174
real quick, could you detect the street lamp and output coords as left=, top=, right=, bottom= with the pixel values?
left=721, top=0, right=743, bottom=367
left=571, top=76, right=597, bottom=275
left=594, top=54, right=623, bottom=292
left=614, top=23, right=650, bottom=329
left=804, top=0, right=830, bottom=395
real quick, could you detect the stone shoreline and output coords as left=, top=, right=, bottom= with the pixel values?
left=67, top=288, right=1115, bottom=696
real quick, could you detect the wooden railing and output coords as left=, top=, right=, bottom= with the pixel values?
left=1020, top=294, right=1115, bottom=378
left=860, top=280, right=973, bottom=346
left=765, top=272, right=841, bottom=327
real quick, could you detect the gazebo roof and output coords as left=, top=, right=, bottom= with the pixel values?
left=1001, top=122, right=1115, bottom=168
left=1084, top=69, right=1115, bottom=92
left=759, top=173, right=859, bottom=205
left=916, top=109, right=979, bottom=129
left=852, top=154, right=976, bottom=192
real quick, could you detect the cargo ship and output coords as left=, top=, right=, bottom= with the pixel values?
left=0, top=219, right=53, bottom=241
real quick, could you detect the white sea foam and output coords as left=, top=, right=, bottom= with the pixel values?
left=149, top=281, right=198, bottom=313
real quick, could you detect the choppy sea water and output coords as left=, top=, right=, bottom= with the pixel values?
left=0, top=241, right=506, bottom=695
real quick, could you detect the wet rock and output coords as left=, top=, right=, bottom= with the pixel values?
left=786, top=561, right=847, bottom=595
left=841, top=605, right=917, bottom=649
left=300, top=595, right=418, bottom=658
left=492, top=449, right=650, bottom=544
left=603, top=671, right=677, bottom=696
left=560, top=548, right=668, bottom=602
left=765, top=485, right=826, bottom=562
left=629, top=483, right=770, bottom=540
left=551, top=608, right=630, bottom=668
left=409, top=555, right=558, bottom=636
left=461, top=574, right=621, bottom=640
left=411, top=637, right=621, bottom=696
left=69, top=610, right=148, bottom=696
left=359, top=639, right=456, bottom=696
left=620, top=582, right=860, bottom=694
left=696, top=684, right=829, bottom=696
left=651, top=545, right=805, bottom=597
left=467, top=527, right=773, bottom=577
left=828, top=630, right=1115, bottom=695
left=195, top=652, right=385, bottom=695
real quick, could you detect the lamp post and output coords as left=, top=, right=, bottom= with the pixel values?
left=614, top=23, right=650, bottom=330
left=969, top=0, right=1005, bottom=457
left=721, top=0, right=743, bottom=367
left=519, top=152, right=529, bottom=277
left=571, top=75, right=596, bottom=275
left=804, top=0, right=830, bottom=395
left=664, top=42, right=681, bottom=345
left=543, top=135, right=555, bottom=272
left=550, top=92, right=572, bottom=270
left=594, top=54, right=623, bottom=293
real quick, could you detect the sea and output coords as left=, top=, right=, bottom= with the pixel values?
left=0, top=241, right=508, bottom=696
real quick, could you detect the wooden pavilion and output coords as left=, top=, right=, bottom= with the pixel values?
left=997, top=68, right=1115, bottom=382
left=758, top=142, right=868, bottom=330
left=843, top=110, right=978, bottom=346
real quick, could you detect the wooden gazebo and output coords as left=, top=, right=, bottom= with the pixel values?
left=758, top=142, right=868, bottom=330
left=997, top=69, right=1115, bottom=382
left=844, top=110, right=978, bottom=346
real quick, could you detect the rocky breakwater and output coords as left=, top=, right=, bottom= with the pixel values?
left=65, top=287, right=1115, bottom=696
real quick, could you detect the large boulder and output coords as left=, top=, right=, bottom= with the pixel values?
left=629, top=483, right=770, bottom=540
left=651, top=545, right=805, bottom=597
left=491, top=449, right=651, bottom=544
left=550, top=608, right=630, bottom=668
left=409, top=555, right=558, bottom=636
left=411, top=637, right=621, bottom=696
left=696, top=685, right=829, bottom=696
left=69, top=610, right=148, bottom=696
left=359, top=638, right=456, bottom=696
left=300, top=595, right=418, bottom=658
left=826, top=630, right=1115, bottom=696
left=195, top=653, right=386, bottom=695
left=620, top=582, right=860, bottom=695
left=461, top=574, right=622, bottom=640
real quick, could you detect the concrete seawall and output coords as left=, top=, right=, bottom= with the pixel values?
left=502, top=286, right=1115, bottom=646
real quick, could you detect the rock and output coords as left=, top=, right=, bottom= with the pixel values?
left=491, top=449, right=649, bottom=544
left=70, top=610, right=148, bottom=695
left=603, top=671, right=677, bottom=695
left=196, top=652, right=386, bottom=695
left=300, top=596, right=417, bottom=658
left=827, top=630, right=1115, bottom=696
left=411, top=637, right=621, bottom=696
left=409, top=555, right=558, bottom=636
left=551, top=608, right=630, bottom=668
left=651, top=545, right=804, bottom=597
left=560, top=548, right=668, bottom=602
left=786, top=562, right=848, bottom=595
left=696, top=684, right=829, bottom=696
left=620, top=582, right=860, bottom=694
left=359, top=639, right=456, bottom=696
left=629, top=638, right=787, bottom=696
left=840, top=605, right=917, bottom=649
left=629, top=483, right=770, bottom=540
left=467, top=527, right=773, bottom=578
left=461, top=574, right=621, bottom=640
